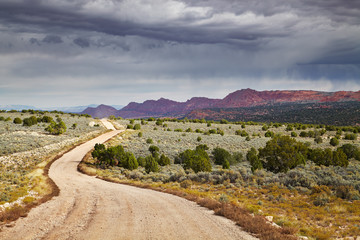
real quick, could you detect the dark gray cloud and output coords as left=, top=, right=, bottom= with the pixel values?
left=29, top=38, right=40, bottom=45
left=42, top=35, right=63, bottom=44
left=73, top=38, right=90, bottom=48
left=0, top=0, right=359, bottom=107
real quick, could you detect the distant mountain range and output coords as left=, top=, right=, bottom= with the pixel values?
left=0, top=104, right=123, bottom=113
left=80, top=89, right=360, bottom=125
left=0, top=105, right=38, bottom=111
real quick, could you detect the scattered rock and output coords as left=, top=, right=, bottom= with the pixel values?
left=5, top=223, right=15, bottom=228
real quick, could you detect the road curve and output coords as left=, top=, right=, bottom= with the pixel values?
left=0, top=124, right=257, bottom=240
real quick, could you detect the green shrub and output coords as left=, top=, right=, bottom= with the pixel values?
left=145, top=155, right=159, bottom=173
left=300, top=131, right=308, bottom=137
left=264, top=131, right=274, bottom=138
left=158, top=154, right=170, bottom=166
left=220, top=119, right=229, bottom=124
left=133, top=124, right=141, bottom=130
left=314, top=136, right=323, bottom=144
left=40, top=116, right=53, bottom=123
left=235, top=130, right=248, bottom=137
left=330, top=137, right=339, bottom=146
left=232, top=152, right=243, bottom=163
left=13, top=117, right=22, bottom=124
left=185, top=128, right=192, bottom=132
left=146, top=138, right=153, bottom=144
left=344, top=133, right=357, bottom=140
left=335, top=185, right=360, bottom=200
left=148, top=145, right=159, bottom=157
left=291, top=132, right=297, bottom=137
left=138, top=132, right=143, bottom=137
left=92, top=144, right=124, bottom=166
left=23, top=116, right=37, bottom=126
left=247, top=147, right=262, bottom=172
left=127, top=124, right=134, bottom=129
left=137, top=157, right=146, bottom=167
left=222, top=159, right=230, bottom=169
left=176, top=145, right=211, bottom=173
left=339, top=144, right=360, bottom=160
left=212, top=147, right=232, bottom=165
left=45, top=119, right=67, bottom=135
left=258, top=135, right=308, bottom=173
left=208, top=129, right=216, bottom=134
left=191, top=154, right=212, bottom=173
left=197, top=136, right=202, bottom=142
left=217, top=129, right=224, bottom=136
left=92, top=143, right=106, bottom=159
left=120, top=152, right=138, bottom=170
left=307, top=148, right=348, bottom=167
left=92, top=144, right=138, bottom=170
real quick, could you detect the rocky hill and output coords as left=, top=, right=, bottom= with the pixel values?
left=186, top=101, right=360, bottom=125
left=117, top=97, right=220, bottom=118
left=81, top=104, right=118, bottom=118
left=82, top=89, right=360, bottom=119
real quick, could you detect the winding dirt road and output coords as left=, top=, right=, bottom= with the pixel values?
left=1, top=121, right=257, bottom=240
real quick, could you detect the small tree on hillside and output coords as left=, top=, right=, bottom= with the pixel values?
left=247, top=147, right=262, bottom=172
left=212, top=147, right=232, bottom=165
left=145, top=155, right=159, bottom=173
left=258, top=135, right=308, bottom=173
left=176, top=145, right=211, bottom=173
left=148, top=145, right=160, bottom=159
left=120, top=152, right=138, bottom=170
left=339, top=144, right=360, bottom=161
left=158, top=154, right=170, bottom=166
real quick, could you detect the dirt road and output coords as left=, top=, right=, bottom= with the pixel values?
left=1, top=122, right=257, bottom=240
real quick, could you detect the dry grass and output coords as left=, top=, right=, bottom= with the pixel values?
left=0, top=128, right=106, bottom=226
left=0, top=149, right=62, bottom=224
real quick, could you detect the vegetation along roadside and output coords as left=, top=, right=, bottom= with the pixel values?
left=79, top=117, right=360, bottom=240
left=0, top=110, right=108, bottom=227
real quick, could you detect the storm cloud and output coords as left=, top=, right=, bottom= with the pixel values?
left=0, top=0, right=359, bottom=107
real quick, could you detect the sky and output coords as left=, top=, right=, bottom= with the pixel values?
left=0, top=0, right=359, bottom=107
